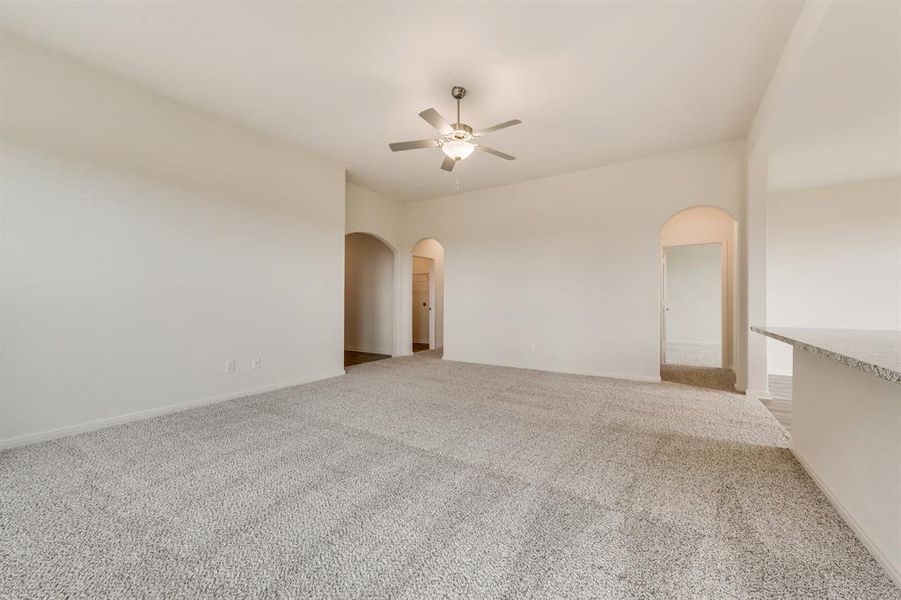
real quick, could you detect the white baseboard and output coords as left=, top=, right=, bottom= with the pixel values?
left=344, top=345, right=391, bottom=355
left=0, top=369, right=345, bottom=450
left=743, top=387, right=772, bottom=401
left=791, top=446, right=901, bottom=588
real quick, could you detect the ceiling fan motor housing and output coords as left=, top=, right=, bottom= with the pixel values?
left=448, top=123, right=472, bottom=141
left=449, top=86, right=471, bottom=139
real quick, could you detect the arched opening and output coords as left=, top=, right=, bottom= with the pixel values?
left=659, top=206, right=738, bottom=391
left=410, top=238, right=445, bottom=356
left=344, top=232, right=395, bottom=368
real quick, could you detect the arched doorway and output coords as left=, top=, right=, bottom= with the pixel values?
left=659, top=206, right=738, bottom=390
left=344, top=232, right=395, bottom=368
left=410, top=238, right=445, bottom=355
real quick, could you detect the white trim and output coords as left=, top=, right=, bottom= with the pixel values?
left=743, top=387, right=772, bottom=401
left=0, top=370, right=346, bottom=450
left=791, top=446, right=901, bottom=589
left=768, top=368, right=793, bottom=377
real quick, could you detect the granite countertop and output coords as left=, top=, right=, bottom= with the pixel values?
left=752, top=326, right=901, bottom=385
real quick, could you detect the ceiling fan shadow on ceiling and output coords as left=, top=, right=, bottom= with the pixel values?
left=388, top=86, right=521, bottom=172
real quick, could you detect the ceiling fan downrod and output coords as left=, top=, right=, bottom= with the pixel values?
left=451, top=85, right=466, bottom=125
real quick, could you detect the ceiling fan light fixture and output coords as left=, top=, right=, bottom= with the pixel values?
left=388, top=86, right=520, bottom=171
left=441, top=139, right=475, bottom=161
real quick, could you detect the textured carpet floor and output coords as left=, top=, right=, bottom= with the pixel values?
left=660, top=363, right=737, bottom=393
left=2, top=352, right=898, bottom=599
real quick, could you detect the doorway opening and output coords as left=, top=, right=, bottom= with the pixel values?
left=411, top=238, right=445, bottom=356
left=659, top=206, right=737, bottom=391
left=663, top=242, right=723, bottom=367
left=412, top=256, right=432, bottom=352
left=344, top=232, right=395, bottom=368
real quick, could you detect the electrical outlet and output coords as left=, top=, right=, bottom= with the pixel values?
left=252, top=357, right=262, bottom=370
left=225, top=360, right=236, bottom=374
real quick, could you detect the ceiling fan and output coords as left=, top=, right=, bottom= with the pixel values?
left=388, top=86, right=521, bottom=172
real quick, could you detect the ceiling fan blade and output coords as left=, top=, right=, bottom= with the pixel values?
left=389, top=139, right=438, bottom=152
left=475, top=119, right=521, bottom=135
left=477, top=145, right=516, bottom=161
left=419, top=108, right=454, bottom=135
left=440, top=156, right=456, bottom=172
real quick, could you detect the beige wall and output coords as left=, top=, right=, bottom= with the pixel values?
left=412, top=256, right=432, bottom=275
left=661, top=206, right=738, bottom=368
left=345, top=181, right=407, bottom=356
left=403, top=140, right=745, bottom=381
left=767, top=177, right=901, bottom=375
left=792, top=348, right=901, bottom=585
left=345, top=233, right=395, bottom=355
left=345, top=181, right=402, bottom=251
left=0, top=33, right=345, bottom=446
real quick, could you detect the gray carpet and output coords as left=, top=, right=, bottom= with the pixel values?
left=2, top=352, right=898, bottom=599
left=660, top=363, right=737, bottom=393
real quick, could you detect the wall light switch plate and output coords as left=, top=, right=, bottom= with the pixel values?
left=252, top=357, right=262, bottom=370
left=225, top=360, right=236, bottom=374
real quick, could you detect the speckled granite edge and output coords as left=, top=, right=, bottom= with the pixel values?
left=752, top=326, right=901, bottom=385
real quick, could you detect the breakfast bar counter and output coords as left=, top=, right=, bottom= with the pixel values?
left=752, top=326, right=900, bottom=587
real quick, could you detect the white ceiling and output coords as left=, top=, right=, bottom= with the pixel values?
left=765, top=1, right=901, bottom=191
left=0, top=1, right=803, bottom=201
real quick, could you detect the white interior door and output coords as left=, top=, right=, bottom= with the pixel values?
left=661, top=251, right=668, bottom=365
left=663, top=243, right=722, bottom=367
left=412, top=272, right=430, bottom=345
